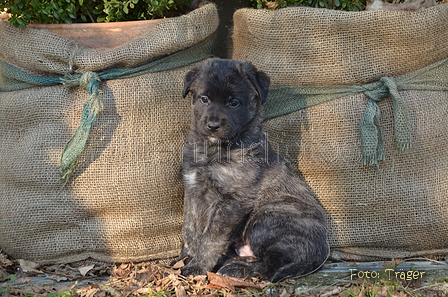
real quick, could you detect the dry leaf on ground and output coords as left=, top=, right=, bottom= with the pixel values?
left=18, top=259, right=42, bottom=274
left=0, top=254, right=13, bottom=267
left=172, top=259, right=185, bottom=269
left=79, top=264, right=96, bottom=276
left=207, top=271, right=260, bottom=292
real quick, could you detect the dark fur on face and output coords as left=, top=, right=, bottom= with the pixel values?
left=171, top=58, right=329, bottom=282
left=182, top=59, right=269, bottom=145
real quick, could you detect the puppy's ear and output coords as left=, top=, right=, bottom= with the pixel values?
left=183, top=67, right=199, bottom=98
left=238, top=62, right=271, bottom=104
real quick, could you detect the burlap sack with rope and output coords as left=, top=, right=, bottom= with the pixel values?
left=0, top=4, right=218, bottom=264
left=232, top=4, right=448, bottom=260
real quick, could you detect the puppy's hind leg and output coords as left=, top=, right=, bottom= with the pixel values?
left=216, top=256, right=265, bottom=279
left=218, top=198, right=329, bottom=282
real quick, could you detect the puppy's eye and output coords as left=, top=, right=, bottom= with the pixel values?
left=199, top=96, right=209, bottom=104
left=228, top=99, right=240, bottom=108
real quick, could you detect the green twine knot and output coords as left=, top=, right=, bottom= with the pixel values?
left=62, top=71, right=100, bottom=90
left=80, top=71, right=101, bottom=90
left=359, top=77, right=412, bottom=166
left=59, top=71, right=102, bottom=184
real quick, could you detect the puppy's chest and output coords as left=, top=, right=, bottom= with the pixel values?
left=185, top=162, right=256, bottom=192
left=184, top=153, right=260, bottom=195
left=183, top=143, right=265, bottom=195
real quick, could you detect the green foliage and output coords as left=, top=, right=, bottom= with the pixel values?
left=249, top=0, right=365, bottom=11
left=95, top=0, right=190, bottom=22
left=0, top=0, right=190, bottom=29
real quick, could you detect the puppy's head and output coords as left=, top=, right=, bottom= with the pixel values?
left=183, top=59, right=270, bottom=143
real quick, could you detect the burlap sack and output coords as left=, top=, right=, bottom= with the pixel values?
left=0, top=4, right=218, bottom=264
left=232, top=5, right=448, bottom=260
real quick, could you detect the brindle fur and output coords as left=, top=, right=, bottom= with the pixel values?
left=171, top=59, right=328, bottom=282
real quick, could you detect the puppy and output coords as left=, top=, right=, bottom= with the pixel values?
left=171, top=58, right=328, bottom=282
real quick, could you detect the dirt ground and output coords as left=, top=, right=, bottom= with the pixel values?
left=1, top=251, right=448, bottom=296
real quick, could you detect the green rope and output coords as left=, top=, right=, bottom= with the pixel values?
left=0, top=35, right=215, bottom=183
left=359, top=76, right=411, bottom=166
left=264, top=57, right=448, bottom=166
left=59, top=71, right=102, bottom=183
left=1, top=50, right=446, bottom=173
left=0, top=61, right=61, bottom=91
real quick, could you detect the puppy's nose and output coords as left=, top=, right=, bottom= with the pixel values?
left=206, top=121, right=221, bottom=132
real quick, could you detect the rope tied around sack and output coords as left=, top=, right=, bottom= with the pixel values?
left=264, top=57, right=448, bottom=166
left=0, top=34, right=215, bottom=183
left=59, top=72, right=102, bottom=183
left=359, top=76, right=411, bottom=166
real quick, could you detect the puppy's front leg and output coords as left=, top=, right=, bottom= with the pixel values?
left=171, top=183, right=203, bottom=267
left=181, top=192, right=247, bottom=277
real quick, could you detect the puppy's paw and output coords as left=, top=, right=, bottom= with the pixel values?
left=216, top=261, right=258, bottom=279
left=180, top=265, right=206, bottom=277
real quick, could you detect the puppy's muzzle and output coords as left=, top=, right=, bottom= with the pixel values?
left=206, top=121, right=221, bottom=133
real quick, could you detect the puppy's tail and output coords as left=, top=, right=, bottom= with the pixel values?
left=262, top=241, right=330, bottom=282
left=268, top=257, right=328, bottom=283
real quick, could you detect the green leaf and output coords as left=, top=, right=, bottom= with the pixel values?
left=15, top=17, right=28, bottom=29
left=7, top=274, right=16, bottom=281
left=53, top=11, right=61, bottom=20
left=30, top=2, right=41, bottom=10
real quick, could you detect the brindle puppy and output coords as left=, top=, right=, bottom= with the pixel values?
left=171, top=58, right=328, bottom=282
